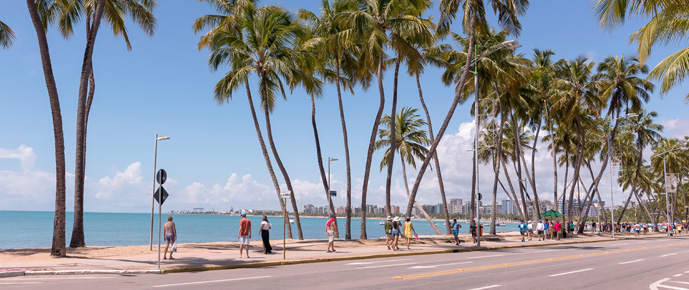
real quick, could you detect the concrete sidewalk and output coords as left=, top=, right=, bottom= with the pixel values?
left=0, top=231, right=676, bottom=277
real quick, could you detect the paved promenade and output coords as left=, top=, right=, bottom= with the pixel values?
left=0, top=231, right=677, bottom=277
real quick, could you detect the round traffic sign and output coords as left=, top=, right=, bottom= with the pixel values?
left=156, top=169, right=167, bottom=185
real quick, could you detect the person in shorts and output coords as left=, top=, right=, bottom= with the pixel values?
left=391, top=217, right=401, bottom=251
left=452, top=218, right=462, bottom=245
left=518, top=220, right=527, bottom=242
left=325, top=214, right=338, bottom=253
left=163, top=216, right=177, bottom=260
left=238, top=211, right=251, bottom=258
left=470, top=219, right=477, bottom=243
left=527, top=220, right=533, bottom=241
left=385, top=216, right=393, bottom=250
left=536, top=220, right=545, bottom=241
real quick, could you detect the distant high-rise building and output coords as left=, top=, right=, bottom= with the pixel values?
left=450, top=198, right=463, bottom=214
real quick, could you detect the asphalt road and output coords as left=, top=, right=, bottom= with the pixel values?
left=3, top=236, right=689, bottom=290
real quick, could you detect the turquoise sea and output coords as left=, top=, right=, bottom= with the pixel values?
left=0, top=211, right=517, bottom=249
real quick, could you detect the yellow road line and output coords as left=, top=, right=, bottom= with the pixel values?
left=393, top=241, right=689, bottom=280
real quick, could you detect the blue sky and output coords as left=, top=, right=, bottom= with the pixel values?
left=0, top=0, right=687, bottom=213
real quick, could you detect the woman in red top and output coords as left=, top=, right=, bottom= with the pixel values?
left=554, top=221, right=562, bottom=240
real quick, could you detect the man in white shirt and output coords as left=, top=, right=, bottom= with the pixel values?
left=536, top=220, right=545, bottom=241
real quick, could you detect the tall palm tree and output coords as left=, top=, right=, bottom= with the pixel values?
left=594, top=0, right=689, bottom=99
left=405, top=0, right=528, bottom=218
left=343, top=0, right=432, bottom=229
left=195, top=0, right=293, bottom=238
left=616, top=110, right=662, bottom=223
left=651, top=138, right=686, bottom=223
left=551, top=56, right=603, bottom=226
left=299, top=0, right=358, bottom=239
left=409, top=40, right=453, bottom=233
left=531, top=48, right=557, bottom=209
left=0, top=20, right=14, bottom=48
left=375, top=107, right=441, bottom=234
left=208, top=4, right=319, bottom=240
left=51, top=0, right=157, bottom=248
left=25, top=0, right=67, bottom=257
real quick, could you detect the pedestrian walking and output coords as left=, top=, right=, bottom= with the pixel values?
left=391, top=217, right=401, bottom=251
left=384, top=216, right=393, bottom=250
left=452, top=218, right=462, bottom=245
left=403, top=217, right=417, bottom=250
left=259, top=215, right=272, bottom=254
left=470, top=220, right=478, bottom=243
left=163, top=216, right=177, bottom=260
left=554, top=220, right=562, bottom=240
left=536, top=220, right=545, bottom=241
left=518, top=220, right=527, bottom=242
left=325, top=214, right=338, bottom=253
left=238, top=211, right=251, bottom=258
left=527, top=220, right=533, bottom=241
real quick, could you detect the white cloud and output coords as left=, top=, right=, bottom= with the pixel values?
left=0, top=145, right=36, bottom=171
left=662, top=119, right=689, bottom=138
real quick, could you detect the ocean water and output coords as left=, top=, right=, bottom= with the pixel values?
left=0, top=211, right=517, bottom=249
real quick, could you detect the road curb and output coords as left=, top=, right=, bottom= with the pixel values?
left=0, top=271, right=25, bottom=278
left=23, top=269, right=161, bottom=275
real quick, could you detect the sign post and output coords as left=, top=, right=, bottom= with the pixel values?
left=281, top=191, right=291, bottom=260
left=155, top=169, right=168, bottom=269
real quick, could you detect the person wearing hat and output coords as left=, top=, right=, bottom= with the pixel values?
left=325, top=214, right=338, bottom=253
left=238, top=211, right=251, bottom=258
left=391, top=217, right=401, bottom=251
left=384, top=216, right=393, bottom=250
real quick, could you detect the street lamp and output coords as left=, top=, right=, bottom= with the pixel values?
left=150, top=134, right=170, bottom=251
left=328, top=157, right=338, bottom=216
left=593, top=202, right=601, bottom=232
left=652, top=146, right=686, bottom=234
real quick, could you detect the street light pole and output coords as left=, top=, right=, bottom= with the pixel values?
left=328, top=157, right=338, bottom=216
left=663, top=155, right=670, bottom=233
left=609, top=157, right=615, bottom=238
left=150, top=134, right=170, bottom=251
left=473, top=41, right=481, bottom=247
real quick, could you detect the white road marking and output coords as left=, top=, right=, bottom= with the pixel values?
left=409, top=261, right=472, bottom=269
left=345, top=258, right=412, bottom=265
left=685, top=271, right=689, bottom=274
left=153, top=276, right=271, bottom=288
left=619, top=259, right=645, bottom=265
left=673, top=274, right=683, bottom=277
left=661, top=253, right=678, bottom=257
left=650, top=278, right=671, bottom=290
left=669, top=281, right=689, bottom=285
left=539, top=249, right=557, bottom=253
left=549, top=268, right=593, bottom=277
left=358, top=262, right=417, bottom=269
left=611, top=243, right=629, bottom=246
left=467, top=285, right=500, bottom=290
left=0, top=282, right=42, bottom=285
left=655, top=284, right=688, bottom=290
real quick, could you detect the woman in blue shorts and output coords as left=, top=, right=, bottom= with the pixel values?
left=391, top=217, right=401, bottom=251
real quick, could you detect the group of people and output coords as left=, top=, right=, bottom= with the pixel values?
left=383, top=216, right=417, bottom=251
left=517, top=219, right=575, bottom=242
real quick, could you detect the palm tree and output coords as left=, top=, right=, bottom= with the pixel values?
left=531, top=48, right=557, bottom=210
left=50, top=0, right=157, bottom=248
left=593, top=0, right=689, bottom=99
left=208, top=4, right=318, bottom=240
left=615, top=110, right=662, bottom=223
left=405, top=0, right=528, bottom=218
left=375, top=107, right=441, bottom=234
left=343, top=0, right=432, bottom=231
left=0, top=20, right=15, bottom=48
left=651, top=138, right=686, bottom=223
left=25, top=0, right=67, bottom=257
left=550, top=56, right=603, bottom=226
left=299, top=0, right=358, bottom=239
left=196, top=0, right=293, bottom=238
left=409, top=41, right=453, bottom=233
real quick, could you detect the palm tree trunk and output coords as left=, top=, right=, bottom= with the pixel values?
left=616, top=144, right=643, bottom=224
left=263, top=99, right=303, bottom=240
left=501, top=156, right=526, bottom=221
left=490, top=99, right=505, bottom=235
left=310, top=95, right=335, bottom=215
left=567, top=123, right=585, bottom=226
left=385, top=58, right=401, bottom=218
left=361, top=58, right=386, bottom=238
left=71, top=0, right=106, bottom=248
left=509, top=112, right=530, bottom=222
left=26, top=0, right=67, bottom=257
left=334, top=56, right=352, bottom=240
left=245, top=83, right=291, bottom=239
left=400, top=156, right=442, bottom=235
left=546, top=104, right=557, bottom=209
left=470, top=145, right=476, bottom=221
left=405, top=17, right=478, bottom=217
left=416, top=73, right=450, bottom=234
